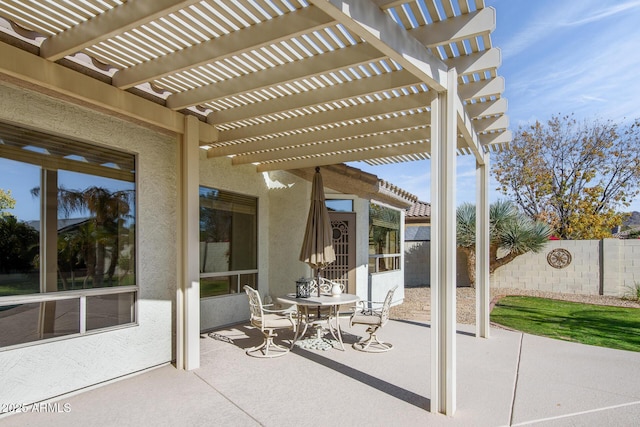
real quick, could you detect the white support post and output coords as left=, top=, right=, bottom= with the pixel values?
left=177, top=115, right=201, bottom=370
left=430, top=68, right=457, bottom=416
left=476, top=155, right=490, bottom=338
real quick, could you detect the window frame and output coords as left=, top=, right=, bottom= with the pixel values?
left=198, top=186, right=258, bottom=299
left=368, top=202, right=402, bottom=273
left=0, top=122, right=138, bottom=351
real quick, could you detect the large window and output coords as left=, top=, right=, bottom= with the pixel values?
left=369, top=203, right=401, bottom=273
left=0, top=122, right=136, bottom=349
left=199, top=187, right=257, bottom=298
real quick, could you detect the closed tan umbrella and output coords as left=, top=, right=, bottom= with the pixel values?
left=299, top=167, right=336, bottom=292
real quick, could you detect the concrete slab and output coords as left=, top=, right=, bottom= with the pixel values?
left=511, top=333, right=640, bottom=426
left=3, top=364, right=259, bottom=427
left=2, top=319, right=639, bottom=427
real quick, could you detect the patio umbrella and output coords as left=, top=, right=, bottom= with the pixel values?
left=299, top=167, right=336, bottom=294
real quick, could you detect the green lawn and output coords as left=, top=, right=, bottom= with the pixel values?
left=490, top=296, right=640, bottom=352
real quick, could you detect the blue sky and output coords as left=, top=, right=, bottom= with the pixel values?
left=350, top=0, right=640, bottom=213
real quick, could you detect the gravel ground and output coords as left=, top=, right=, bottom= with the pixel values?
left=390, top=286, right=640, bottom=324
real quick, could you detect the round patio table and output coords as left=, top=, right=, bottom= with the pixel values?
left=277, top=293, right=360, bottom=350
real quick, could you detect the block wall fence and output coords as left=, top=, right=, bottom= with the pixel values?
left=491, top=239, right=640, bottom=296
left=404, top=239, right=640, bottom=296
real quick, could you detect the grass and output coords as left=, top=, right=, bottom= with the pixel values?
left=490, top=296, right=640, bottom=352
left=623, top=282, right=640, bottom=302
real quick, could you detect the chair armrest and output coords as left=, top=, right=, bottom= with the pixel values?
left=263, top=307, right=294, bottom=318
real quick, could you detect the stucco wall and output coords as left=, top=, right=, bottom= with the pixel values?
left=0, top=82, right=177, bottom=404
left=403, top=242, right=471, bottom=288
left=198, top=154, right=273, bottom=330
left=353, top=197, right=372, bottom=300
left=266, top=171, right=311, bottom=299
left=267, top=181, right=382, bottom=304
left=405, top=241, right=430, bottom=287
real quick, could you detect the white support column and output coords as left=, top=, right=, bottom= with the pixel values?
left=476, top=154, right=490, bottom=338
left=177, top=115, right=201, bottom=370
left=430, top=68, right=457, bottom=416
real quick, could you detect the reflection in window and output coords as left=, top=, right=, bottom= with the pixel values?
left=326, top=199, right=353, bottom=212
left=55, top=172, right=135, bottom=290
left=369, top=203, right=401, bottom=273
left=199, top=187, right=258, bottom=298
left=0, top=121, right=137, bottom=348
left=0, top=300, right=80, bottom=347
left=0, top=160, right=40, bottom=295
left=86, top=292, right=136, bottom=331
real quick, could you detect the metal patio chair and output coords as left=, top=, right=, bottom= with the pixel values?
left=244, top=285, right=295, bottom=358
left=350, top=285, right=398, bottom=352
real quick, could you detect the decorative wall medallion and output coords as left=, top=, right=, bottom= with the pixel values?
left=547, top=248, right=572, bottom=269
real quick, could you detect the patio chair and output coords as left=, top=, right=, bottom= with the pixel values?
left=350, top=285, right=398, bottom=352
left=302, top=278, right=346, bottom=321
left=244, top=285, right=296, bottom=358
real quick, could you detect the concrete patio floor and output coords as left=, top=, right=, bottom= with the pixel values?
left=3, top=318, right=640, bottom=426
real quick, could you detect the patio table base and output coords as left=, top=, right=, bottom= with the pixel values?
left=293, top=324, right=339, bottom=351
left=294, top=336, right=336, bottom=351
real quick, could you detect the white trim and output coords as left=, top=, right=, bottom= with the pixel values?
left=430, top=68, right=457, bottom=416
left=476, top=156, right=490, bottom=338
left=0, top=285, right=138, bottom=306
left=200, top=269, right=259, bottom=278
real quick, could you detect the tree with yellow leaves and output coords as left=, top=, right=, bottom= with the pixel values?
left=0, top=188, right=16, bottom=216
left=493, top=114, right=640, bottom=239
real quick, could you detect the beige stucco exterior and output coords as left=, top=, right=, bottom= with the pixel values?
left=0, top=82, right=177, bottom=404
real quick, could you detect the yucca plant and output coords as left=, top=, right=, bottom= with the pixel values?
left=457, top=200, right=551, bottom=286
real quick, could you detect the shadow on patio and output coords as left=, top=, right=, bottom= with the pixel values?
left=4, top=318, right=640, bottom=426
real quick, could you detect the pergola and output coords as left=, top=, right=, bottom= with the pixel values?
left=0, top=0, right=509, bottom=416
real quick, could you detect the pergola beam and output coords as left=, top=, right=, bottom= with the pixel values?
left=113, top=6, right=334, bottom=89
left=459, top=76, right=504, bottom=101
left=230, top=125, right=429, bottom=164
left=465, top=98, right=507, bottom=119
left=445, top=48, right=501, bottom=77
left=215, top=90, right=436, bottom=142
left=0, top=41, right=217, bottom=143
left=456, top=107, right=484, bottom=164
left=167, top=42, right=384, bottom=110
left=479, top=130, right=512, bottom=146
left=209, top=69, right=421, bottom=125
left=255, top=140, right=429, bottom=171
left=311, top=0, right=449, bottom=92
left=409, top=7, right=495, bottom=47
left=473, top=114, right=509, bottom=133
left=40, top=0, right=198, bottom=61
left=214, top=113, right=429, bottom=157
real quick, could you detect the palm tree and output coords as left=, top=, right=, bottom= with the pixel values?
left=32, top=185, right=133, bottom=287
left=457, top=200, right=551, bottom=286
